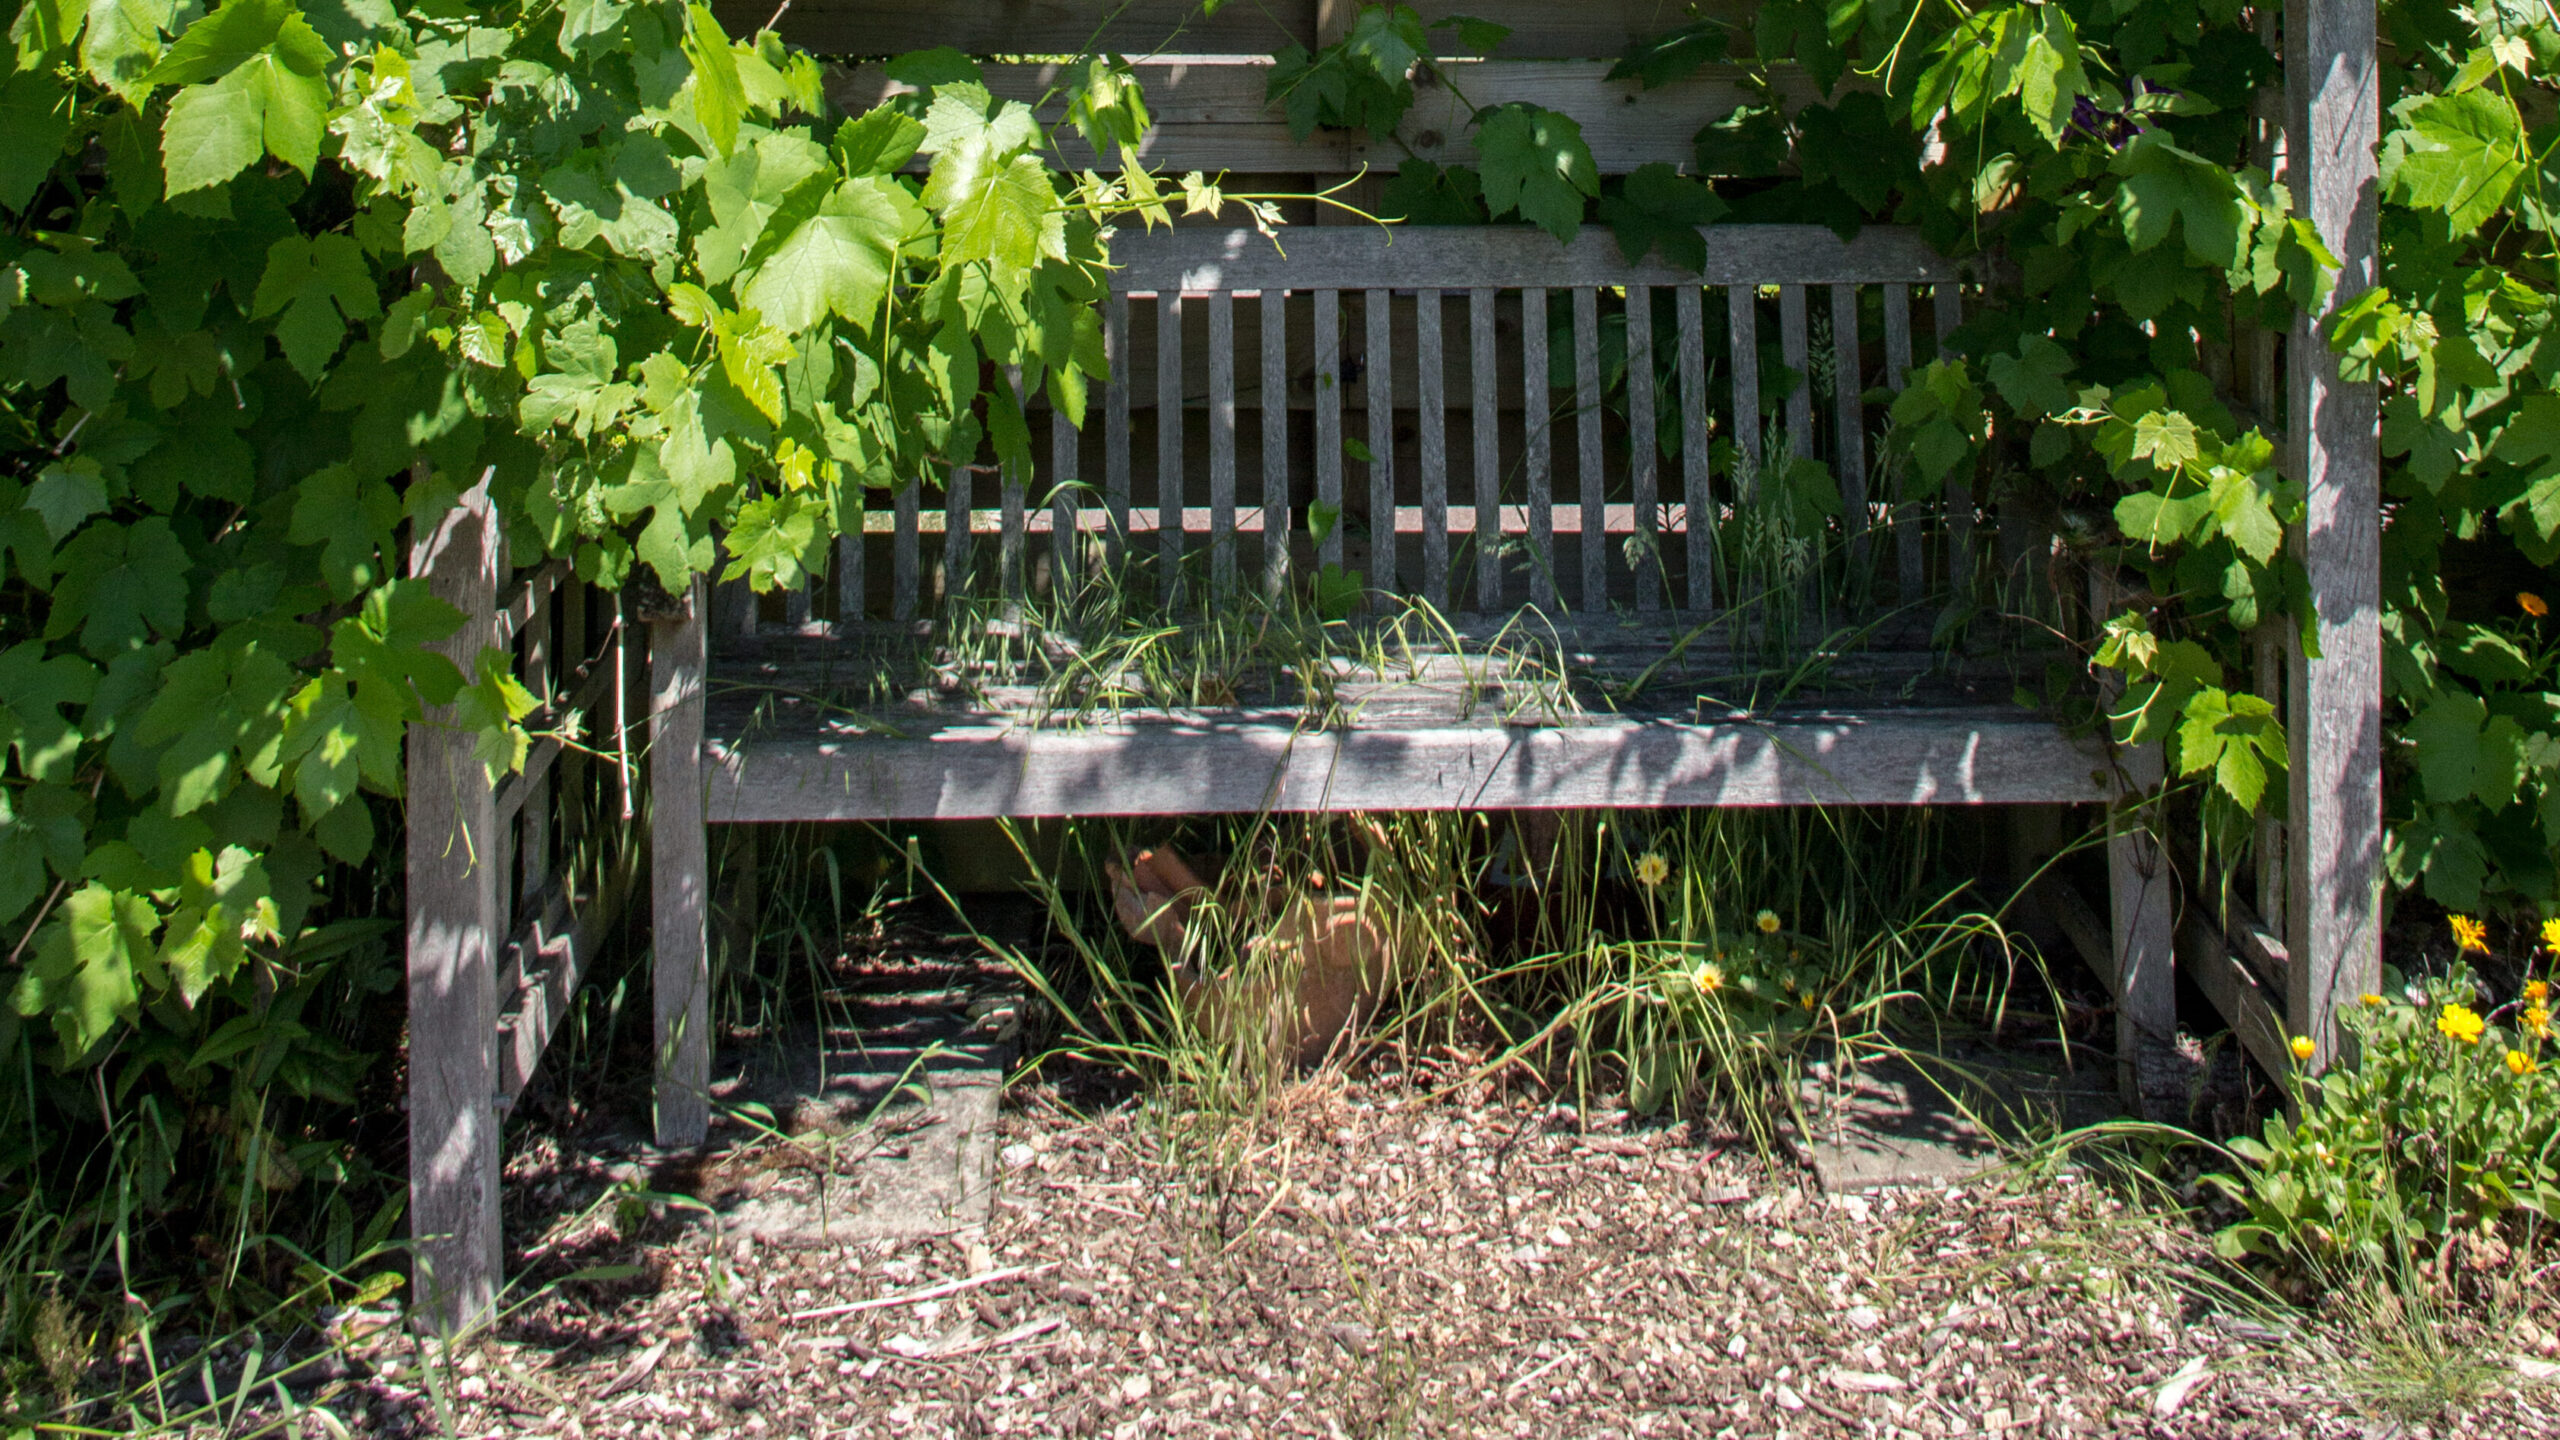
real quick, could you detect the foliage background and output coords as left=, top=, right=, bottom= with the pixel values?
left=0, top=0, right=2550, bottom=1360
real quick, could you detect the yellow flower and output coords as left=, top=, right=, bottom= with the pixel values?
left=2522, top=591, right=2549, bottom=618
left=2527, top=1006, right=2551, bottom=1040
left=1691, top=961, right=1724, bottom=995
left=2510, top=1049, right=2539, bottom=1076
left=2530, top=979, right=2551, bottom=1005
left=2543, top=916, right=2560, bottom=957
left=1800, top=994, right=1817, bottom=1011
left=2289, top=1035, right=2316, bottom=1062
left=1634, top=852, right=1670, bottom=888
left=2439, top=1003, right=2487, bottom=1045
left=2450, top=914, right=2490, bottom=954
left=1755, top=910, right=1782, bottom=935
left=2360, top=992, right=2384, bottom=1009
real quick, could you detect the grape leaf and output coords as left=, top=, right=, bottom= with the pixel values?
left=1433, top=14, right=1511, bottom=57
left=1609, top=21, right=1728, bottom=89
left=2382, top=89, right=2524, bottom=236
left=1596, top=163, right=1725, bottom=272
left=1473, top=104, right=1597, bottom=243
left=741, top=177, right=920, bottom=334
left=0, top=641, right=99, bottom=783
left=15, top=883, right=159, bottom=1055
left=0, top=70, right=73, bottom=214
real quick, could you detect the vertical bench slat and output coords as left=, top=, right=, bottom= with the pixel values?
left=406, top=474, right=503, bottom=1333
left=784, top=576, right=810, bottom=630
left=1364, top=287, right=1397, bottom=600
left=1105, top=293, right=1131, bottom=570
left=1470, top=287, right=1500, bottom=613
left=1001, top=370, right=1027, bottom=603
left=558, top=577, right=589, bottom=855
left=1416, top=289, right=1449, bottom=607
left=519, top=577, right=552, bottom=904
left=650, top=579, right=710, bottom=1151
left=943, top=462, right=973, bottom=606
left=1522, top=287, right=1553, bottom=610
left=1050, top=407, right=1079, bottom=595
left=1882, top=282, right=1922, bottom=604
left=1831, top=284, right=1868, bottom=564
left=1208, top=293, right=1238, bottom=598
left=1572, top=287, right=1606, bottom=611
left=1677, top=285, right=1712, bottom=615
left=1261, top=288, right=1290, bottom=601
left=1935, top=282, right=1972, bottom=599
left=1626, top=287, right=1660, bottom=613
left=1157, top=293, right=1185, bottom=605
left=1315, top=289, right=1344, bottom=575
left=1726, top=285, right=1761, bottom=497
left=835, top=511, right=863, bottom=625
left=893, top=476, right=920, bottom=622
left=1778, top=284, right=1812, bottom=459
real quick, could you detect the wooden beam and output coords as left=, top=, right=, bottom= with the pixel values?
left=2177, top=911, right=2297, bottom=1096
left=701, top=711, right=2115, bottom=821
left=2108, top=760, right=2182, bottom=1121
left=403, top=472, right=504, bottom=1335
left=825, top=58, right=1834, bottom=177
left=1105, top=224, right=1978, bottom=294
left=2283, top=0, right=2383, bottom=1070
left=650, top=584, right=712, bottom=1148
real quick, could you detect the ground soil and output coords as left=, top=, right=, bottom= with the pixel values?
left=282, top=1052, right=2558, bottom=1440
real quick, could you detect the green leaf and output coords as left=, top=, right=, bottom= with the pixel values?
left=1473, top=103, right=1598, bottom=243
left=741, top=177, right=919, bottom=333
left=16, top=884, right=158, bottom=1055
left=2206, top=465, right=2284, bottom=565
left=160, top=63, right=265, bottom=195
left=1343, top=4, right=1426, bottom=85
left=1984, top=336, right=2074, bottom=418
left=159, top=844, right=277, bottom=1006
left=0, top=70, right=73, bottom=214
left=1794, top=91, right=1915, bottom=213
left=25, top=461, right=109, bottom=542
left=453, top=647, right=536, bottom=784
left=48, top=518, right=189, bottom=658
left=1433, top=13, right=1511, bottom=56
left=143, top=0, right=288, bottom=86
left=1596, top=163, right=1724, bottom=272
left=2409, top=688, right=2487, bottom=806
left=0, top=641, right=99, bottom=783
left=2111, top=133, right=2248, bottom=268
left=1608, top=21, right=1728, bottom=89
left=2383, top=89, right=2524, bottom=236
left=833, top=106, right=926, bottom=175
left=288, top=466, right=402, bottom=600
left=683, top=2, right=747, bottom=155
left=721, top=493, right=824, bottom=591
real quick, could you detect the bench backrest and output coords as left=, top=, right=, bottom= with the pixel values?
left=831, top=223, right=1985, bottom=628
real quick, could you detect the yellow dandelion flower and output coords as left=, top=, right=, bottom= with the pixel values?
left=2530, top=979, right=2551, bottom=1005
left=2289, top=1035, right=2316, bottom=1062
left=2527, top=1006, right=2551, bottom=1040
left=2511, top=1049, right=2539, bottom=1076
left=1755, top=910, right=1782, bottom=935
left=2439, top=1003, right=2487, bottom=1045
left=2542, top=916, right=2560, bottom=957
left=2450, top=914, right=2490, bottom=954
left=2360, top=992, right=2384, bottom=1009
left=2523, top=591, right=2549, bottom=618
left=1634, top=852, right=1670, bottom=888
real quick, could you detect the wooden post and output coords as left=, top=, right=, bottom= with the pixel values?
left=2284, top=0, right=2382, bottom=1068
left=651, top=580, right=712, bottom=1147
left=405, top=473, right=503, bottom=1334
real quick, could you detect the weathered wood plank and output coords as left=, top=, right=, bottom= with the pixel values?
left=405, top=474, right=504, bottom=1335
left=1522, top=287, right=1554, bottom=609
left=1778, top=284, right=1812, bottom=459
left=650, top=581, right=711, bottom=1149
left=1208, top=293, right=1239, bottom=598
left=1831, top=283, right=1867, bottom=561
left=496, top=843, right=636, bottom=1103
left=1415, top=289, right=1450, bottom=605
left=823, top=55, right=1836, bottom=176
left=1001, top=372, right=1028, bottom=601
left=2178, top=911, right=2296, bottom=1095
left=1315, top=289, right=1345, bottom=574
left=2285, top=0, right=2383, bottom=1070
left=1882, top=282, right=1921, bottom=602
left=892, top=479, right=920, bottom=622
left=1105, top=293, right=1132, bottom=569
left=1156, top=293, right=1186, bottom=603
left=1626, top=287, right=1660, bottom=612
left=1261, top=288, right=1290, bottom=600
left=1678, top=284, right=1712, bottom=614
left=1111, top=226, right=1978, bottom=294
left=1573, top=287, right=1606, bottom=611
left=1935, top=283, right=1972, bottom=600
left=943, top=463, right=974, bottom=603
left=1365, top=287, right=1397, bottom=599
left=1726, top=285, right=1761, bottom=495
left=2109, top=769, right=2179, bottom=1119
left=518, top=571, right=553, bottom=905
left=1470, top=286, right=1502, bottom=612
left=704, top=710, right=2115, bottom=820
left=1050, top=411, right=1079, bottom=593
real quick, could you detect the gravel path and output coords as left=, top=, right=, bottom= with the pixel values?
left=295, top=1063, right=2558, bottom=1438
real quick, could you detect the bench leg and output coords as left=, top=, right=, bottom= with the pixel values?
left=2107, top=775, right=2179, bottom=1121
left=406, top=483, right=503, bottom=1334
left=651, top=581, right=711, bottom=1148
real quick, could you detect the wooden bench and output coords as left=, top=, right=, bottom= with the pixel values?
left=642, top=221, right=2166, bottom=1145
